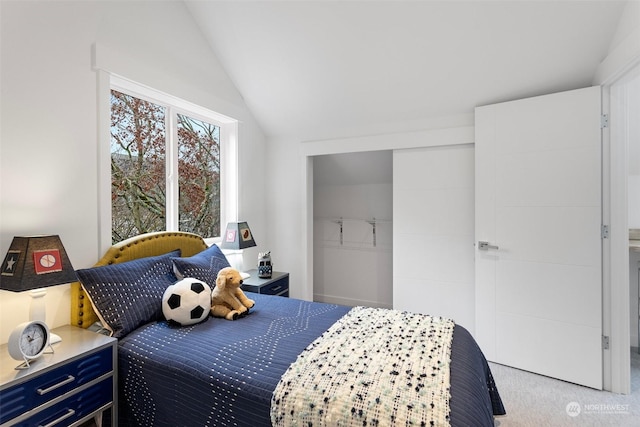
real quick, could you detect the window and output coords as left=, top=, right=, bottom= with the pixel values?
left=175, top=113, right=221, bottom=237
left=110, top=91, right=167, bottom=242
left=108, top=77, right=237, bottom=244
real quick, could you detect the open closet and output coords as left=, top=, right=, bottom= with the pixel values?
left=312, top=151, right=393, bottom=308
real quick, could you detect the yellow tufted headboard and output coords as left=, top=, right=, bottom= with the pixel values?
left=70, top=231, right=208, bottom=328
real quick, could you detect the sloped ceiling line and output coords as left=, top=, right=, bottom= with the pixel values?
left=184, top=0, right=626, bottom=141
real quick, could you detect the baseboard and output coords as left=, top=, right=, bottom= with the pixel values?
left=313, top=293, right=392, bottom=309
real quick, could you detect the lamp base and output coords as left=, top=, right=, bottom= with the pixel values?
left=30, top=289, right=62, bottom=345
left=50, top=332, right=62, bottom=344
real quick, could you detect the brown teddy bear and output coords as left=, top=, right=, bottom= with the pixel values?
left=211, top=267, right=255, bottom=320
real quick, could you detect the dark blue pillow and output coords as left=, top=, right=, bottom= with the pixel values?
left=76, top=250, right=180, bottom=338
left=171, top=244, right=230, bottom=287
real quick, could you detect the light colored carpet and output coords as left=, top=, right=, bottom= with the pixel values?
left=490, top=348, right=640, bottom=426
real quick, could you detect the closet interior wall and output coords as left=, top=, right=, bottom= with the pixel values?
left=313, top=151, right=393, bottom=308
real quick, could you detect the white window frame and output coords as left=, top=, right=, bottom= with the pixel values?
left=98, top=72, right=238, bottom=250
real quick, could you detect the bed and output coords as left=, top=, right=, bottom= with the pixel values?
left=71, top=231, right=505, bottom=427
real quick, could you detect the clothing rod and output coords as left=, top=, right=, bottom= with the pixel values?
left=314, top=217, right=392, bottom=223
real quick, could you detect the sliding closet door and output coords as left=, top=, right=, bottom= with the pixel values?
left=394, top=144, right=476, bottom=331
left=475, top=86, right=602, bottom=389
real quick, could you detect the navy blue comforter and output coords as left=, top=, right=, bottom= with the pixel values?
left=117, top=294, right=504, bottom=426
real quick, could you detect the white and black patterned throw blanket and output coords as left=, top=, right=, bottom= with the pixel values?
left=271, top=306, right=455, bottom=427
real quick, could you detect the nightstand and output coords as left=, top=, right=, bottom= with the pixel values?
left=242, top=269, right=289, bottom=297
left=0, top=325, right=116, bottom=427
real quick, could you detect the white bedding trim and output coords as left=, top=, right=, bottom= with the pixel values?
left=271, top=306, right=455, bottom=427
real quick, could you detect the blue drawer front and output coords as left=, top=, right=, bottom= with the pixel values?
left=261, top=277, right=289, bottom=295
left=0, top=347, right=112, bottom=424
left=13, top=377, right=112, bottom=427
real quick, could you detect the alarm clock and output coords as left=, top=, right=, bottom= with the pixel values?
left=8, top=321, right=51, bottom=370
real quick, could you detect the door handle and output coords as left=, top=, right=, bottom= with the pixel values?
left=478, top=241, right=499, bottom=251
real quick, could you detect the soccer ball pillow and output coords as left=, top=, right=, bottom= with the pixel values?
left=162, top=278, right=212, bottom=326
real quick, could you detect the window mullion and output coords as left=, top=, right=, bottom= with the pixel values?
left=166, top=107, right=179, bottom=231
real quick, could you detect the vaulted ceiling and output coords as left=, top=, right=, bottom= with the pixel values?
left=184, top=0, right=627, bottom=142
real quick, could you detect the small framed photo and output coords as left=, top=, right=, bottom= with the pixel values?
left=225, top=229, right=237, bottom=243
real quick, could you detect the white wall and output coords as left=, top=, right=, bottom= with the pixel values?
left=631, top=176, right=640, bottom=228
left=631, top=251, right=640, bottom=348
left=628, top=74, right=640, bottom=228
left=0, top=0, right=267, bottom=344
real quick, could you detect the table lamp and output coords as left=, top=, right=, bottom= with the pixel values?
left=220, top=222, right=256, bottom=277
left=0, top=235, right=77, bottom=344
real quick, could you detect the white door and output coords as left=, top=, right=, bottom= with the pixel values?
left=475, top=86, right=603, bottom=389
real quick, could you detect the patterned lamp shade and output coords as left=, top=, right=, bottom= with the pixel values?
left=0, top=235, right=76, bottom=292
left=220, top=222, right=256, bottom=250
